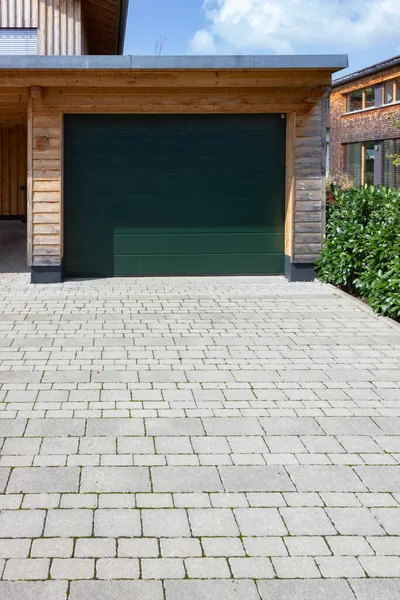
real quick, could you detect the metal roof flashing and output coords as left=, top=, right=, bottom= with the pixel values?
left=0, top=54, right=348, bottom=71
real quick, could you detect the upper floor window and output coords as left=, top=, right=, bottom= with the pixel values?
left=346, top=87, right=375, bottom=112
left=383, top=79, right=400, bottom=105
left=0, top=28, right=37, bottom=55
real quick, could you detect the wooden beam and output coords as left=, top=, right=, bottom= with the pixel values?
left=0, top=70, right=333, bottom=89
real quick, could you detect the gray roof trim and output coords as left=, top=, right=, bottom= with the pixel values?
left=116, top=0, right=129, bottom=55
left=0, top=54, right=348, bottom=71
left=333, top=54, right=400, bottom=88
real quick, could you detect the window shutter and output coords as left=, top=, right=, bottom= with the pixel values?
left=0, top=29, right=37, bottom=55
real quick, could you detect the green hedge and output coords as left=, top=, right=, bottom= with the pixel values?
left=316, top=185, right=400, bottom=319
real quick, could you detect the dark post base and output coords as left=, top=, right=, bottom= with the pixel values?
left=31, top=266, right=62, bottom=284
left=285, top=255, right=317, bottom=282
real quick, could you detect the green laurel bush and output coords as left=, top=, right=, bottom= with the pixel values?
left=316, top=185, right=400, bottom=319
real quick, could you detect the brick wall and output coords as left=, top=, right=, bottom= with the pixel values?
left=330, top=64, right=400, bottom=178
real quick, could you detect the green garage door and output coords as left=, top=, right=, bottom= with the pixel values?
left=63, top=114, right=286, bottom=277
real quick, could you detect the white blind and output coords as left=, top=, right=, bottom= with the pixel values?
left=0, top=29, right=37, bottom=55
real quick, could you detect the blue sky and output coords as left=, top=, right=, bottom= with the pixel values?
left=124, top=0, right=400, bottom=77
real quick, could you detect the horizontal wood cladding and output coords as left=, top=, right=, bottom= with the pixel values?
left=0, top=69, right=333, bottom=89
left=0, top=125, right=27, bottom=216
left=293, top=101, right=325, bottom=264
left=38, top=0, right=82, bottom=55
left=0, top=0, right=39, bottom=27
left=30, top=108, right=61, bottom=266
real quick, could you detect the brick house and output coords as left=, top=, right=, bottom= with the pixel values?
left=329, top=55, right=400, bottom=188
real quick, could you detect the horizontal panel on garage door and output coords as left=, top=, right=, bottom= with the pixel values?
left=63, top=114, right=286, bottom=277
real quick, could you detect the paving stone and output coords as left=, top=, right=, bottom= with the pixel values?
left=367, top=536, right=400, bottom=555
left=1, top=438, right=41, bottom=455
left=141, top=558, right=185, bottom=579
left=155, top=437, right=193, bottom=454
left=142, top=509, right=190, bottom=537
left=288, top=466, right=367, bottom=492
left=373, top=417, right=400, bottom=434
left=191, top=437, right=231, bottom=454
left=0, top=510, right=45, bottom=538
left=257, top=579, right=356, bottom=600
left=7, top=467, right=79, bottom=493
left=75, top=538, right=116, bottom=558
left=165, top=580, right=261, bottom=600
left=301, top=436, right=344, bottom=453
left=94, top=509, right=140, bottom=537
left=242, top=536, right=287, bottom=557
left=0, top=582, right=68, bottom=600
left=79, top=437, right=116, bottom=454
left=285, top=536, right=331, bottom=556
left=188, top=508, right=239, bottom=536
left=359, top=556, right=400, bottom=577
left=280, top=507, right=336, bottom=535
left=0, top=420, right=27, bottom=437
left=234, top=508, right=287, bottom=536
left=96, top=558, right=140, bottom=579
left=25, top=419, right=85, bottom=437
left=219, top=466, right=295, bottom=492
left=118, top=538, right=159, bottom=557
left=316, top=556, right=365, bottom=578
left=51, top=558, right=95, bottom=580
left=317, top=417, right=382, bottom=436
left=0, top=539, right=31, bottom=558
left=161, top=538, right=202, bottom=557
left=327, top=536, right=374, bottom=556
left=202, top=417, right=264, bottom=436
left=31, top=538, right=73, bottom=558
left=69, top=580, right=164, bottom=600
left=186, top=557, right=231, bottom=578
left=86, top=419, right=144, bottom=436
left=117, top=437, right=155, bottom=454
left=151, top=466, right=223, bottom=492
left=371, top=508, right=400, bottom=534
left=201, top=537, right=245, bottom=557
left=349, top=578, right=400, bottom=599
left=259, top=417, right=323, bottom=435
left=146, top=418, right=205, bottom=436
left=355, top=467, right=400, bottom=492
left=80, top=467, right=151, bottom=492
left=40, top=437, right=79, bottom=455
left=271, top=557, right=321, bottom=578
left=3, top=558, right=50, bottom=580
left=338, top=437, right=382, bottom=453
left=327, top=508, right=385, bottom=535
left=44, top=509, right=93, bottom=537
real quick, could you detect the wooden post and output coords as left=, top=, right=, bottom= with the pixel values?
left=285, top=112, right=296, bottom=259
left=27, top=89, right=33, bottom=265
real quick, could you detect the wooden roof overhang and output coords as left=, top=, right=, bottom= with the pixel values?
left=0, top=55, right=348, bottom=126
left=83, top=0, right=129, bottom=55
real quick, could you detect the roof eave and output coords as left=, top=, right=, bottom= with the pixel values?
left=333, top=54, right=400, bottom=88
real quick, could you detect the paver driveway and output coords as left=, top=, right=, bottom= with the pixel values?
left=0, top=272, right=400, bottom=599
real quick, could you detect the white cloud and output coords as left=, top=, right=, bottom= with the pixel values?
left=190, top=29, right=217, bottom=54
left=189, top=0, right=400, bottom=55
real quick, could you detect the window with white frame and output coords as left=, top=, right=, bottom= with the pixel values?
left=0, top=29, right=37, bottom=55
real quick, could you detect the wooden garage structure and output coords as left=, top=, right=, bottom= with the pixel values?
left=0, top=55, right=347, bottom=282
